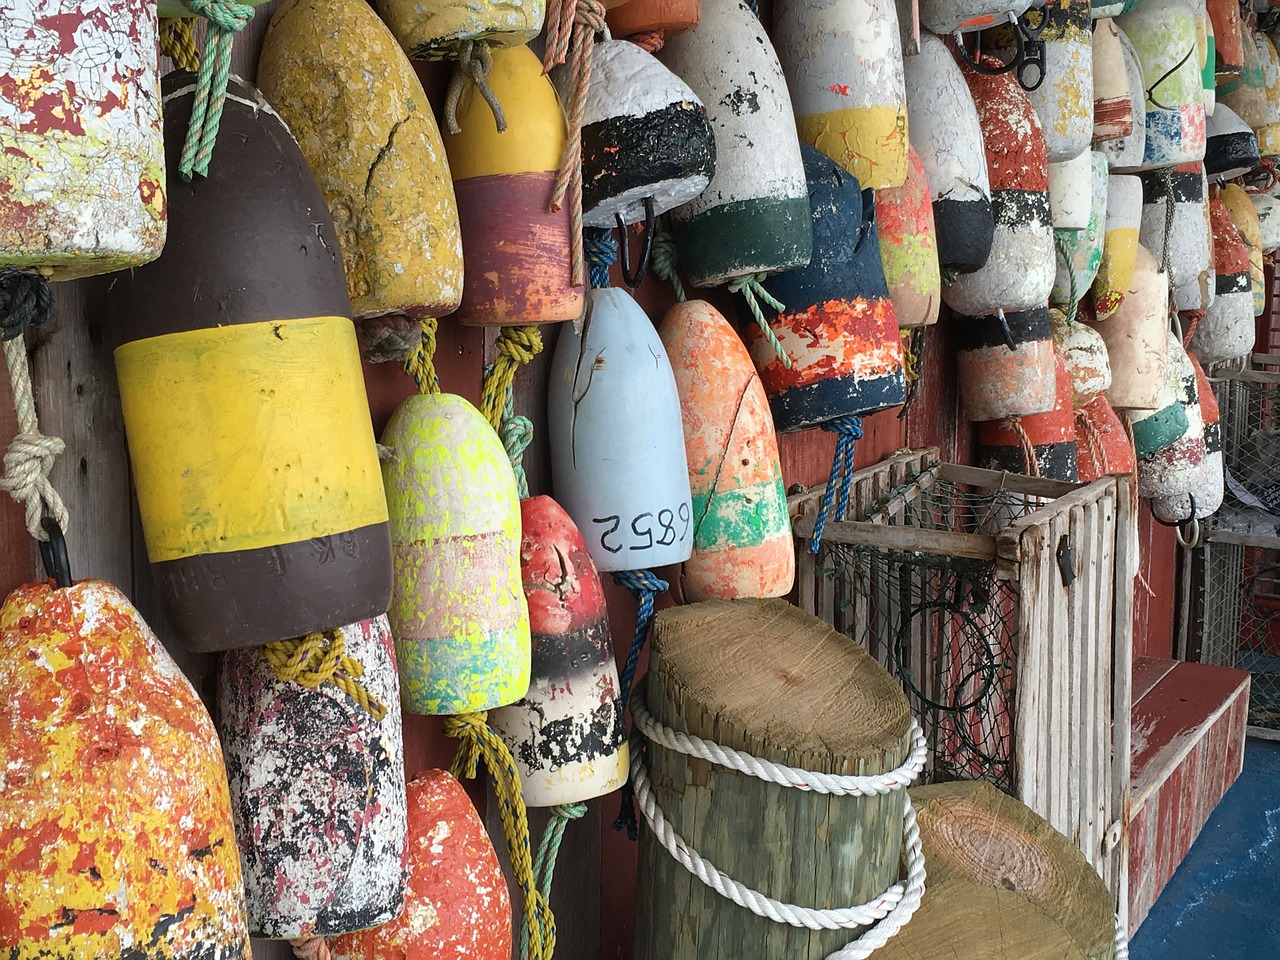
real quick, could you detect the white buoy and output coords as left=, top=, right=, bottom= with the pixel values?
left=918, top=0, right=1032, bottom=35
left=1254, top=192, right=1280, bottom=251
left=1136, top=333, right=1203, bottom=500
left=1098, top=24, right=1148, bottom=170
left=1049, top=150, right=1096, bottom=229
left=1153, top=355, right=1223, bottom=520
left=1021, top=0, right=1094, bottom=163
left=1188, top=194, right=1255, bottom=364
left=1089, top=243, right=1169, bottom=409
left=1093, top=19, right=1134, bottom=142
left=1139, top=162, right=1210, bottom=298
left=1052, top=309, right=1113, bottom=405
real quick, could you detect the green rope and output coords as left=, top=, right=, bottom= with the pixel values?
left=179, top=0, right=255, bottom=181
left=728, top=274, right=792, bottom=368
left=521, top=803, right=588, bottom=960
left=1053, top=233, right=1081, bottom=325
left=499, top=382, right=532, bottom=500
left=650, top=226, right=687, bottom=302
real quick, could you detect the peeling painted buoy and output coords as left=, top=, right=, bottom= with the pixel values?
left=875, top=147, right=941, bottom=328
left=106, top=74, right=391, bottom=652
left=1049, top=150, right=1095, bottom=229
left=658, top=0, right=811, bottom=287
left=1135, top=332, right=1203, bottom=498
left=1098, top=24, right=1148, bottom=169
left=1127, top=330, right=1191, bottom=458
left=918, top=0, right=1032, bottom=35
left=1205, top=104, right=1261, bottom=177
left=0, top=0, right=165, bottom=279
left=1053, top=308, right=1112, bottom=404
left=1089, top=242, right=1168, bottom=409
left=977, top=350, right=1080, bottom=480
left=1139, top=161, right=1209, bottom=297
left=955, top=306, right=1056, bottom=421
left=1093, top=0, right=1139, bottom=19
left=1253, top=34, right=1280, bottom=155
left=1053, top=152, right=1109, bottom=307
left=607, top=0, right=701, bottom=38
left=548, top=288, right=694, bottom=571
left=258, top=0, right=463, bottom=362
left=660, top=300, right=794, bottom=600
left=218, top=616, right=407, bottom=939
left=1219, top=22, right=1268, bottom=128
left=750, top=144, right=905, bottom=431
left=1020, top=0, right=1094, bottom=163
left=329, top=769, right=512, bottom=960
left=489, top=496, right=629, bottom=806
left=372, top=0, right=543, bottom=59
left=0, top=580, right=250, bottom=959
left=381, top=392, right=530, bottom=715
left=1187, top=194, right=1255, bottom=364
left=1092, top=173, right=1143, bottom=318
left=1203, top=13, right=1217, bottom=117
left=773, top=0, right=908, bottom=190
left=443, top=45, right=583, bottom=326
left=1253, top=190, right=1280, bottom=250
left=1075, top=394, right=1137, bottom=481
left=1152, top=353, right=1223, bottom=519
left=1208, top=0, right=1244, bottom=77
left=1221, top=182, right=1265, bottom=315
left=1093, top=19, right=1135, bottom=142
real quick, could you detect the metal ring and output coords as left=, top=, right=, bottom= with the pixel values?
left=617, top=196, right=656, bottom=291
left=39, top=516, right=72, bottom=589
left=952, top=17, right=1025, bottom=76
left=1176, top=513, right=1202, bottom=549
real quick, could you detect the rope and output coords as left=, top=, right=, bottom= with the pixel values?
left=289, top=938, right=330, bottom=960
left=1006, top=418, right=1041, bottom=478
left=178, top=0, right=255, bottom=180
left=521, top=803, right=588, bottom=960
left=497, top=386, right=534, bottom=499
left=1074, top=408, right=1110, bottom=477
left=585, top=226, right=618, bottom=290
left=403, top=317, right=440, bottom=395
left=444, top=41, right=506, bottom=135
left=728, top=275, right=791, bottom=368
left=481, top=326, right=544, bottom=431
left=1115, top=914, right=1129, bottom=960
left=899, top=328, right=921, bottom=385
left=649, top=225, right=686, bottom=302
left=808, top=416, right=864, bottom=555
left=1180, top=309, right=1203, bottom=343
left=159, top=17, right=201, bottom=72
left=746, top=0, right=760, bottom=16
left=0, top=271, right=67, bottom=542
left=446, top=712, right=557, bottom=960
left=261, top=630, right=387, bottom=722
left=630, top=31, right=665, bottom=52
left=1159, top=167, right=1175, bottom=281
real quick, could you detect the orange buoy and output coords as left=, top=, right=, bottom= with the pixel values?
left=1075, top=394, right=1137, bottom=481
left=875, top=147, right=942, bottom=328
left=0, top=579, right=250, bottom=959
left=1221, top=182, right=1266, bottom=316
left=976, top=350, right=1080, bottom=480
left=955, top=307, right=1056, bottom=421
left=1208, top=0, right=1244, bottom=77
left=607, top=0, right=701, bottom=38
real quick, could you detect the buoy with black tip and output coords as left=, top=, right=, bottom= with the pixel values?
left=1092, top=174, right=1143, bottom=318
left=1053, top=153, right=1109, bottom=310
left=607, top=0, right=701, bottom=40
left=1152, top=352, right=1224, bottom=521
left=372, top=0, right=543, bottom=60
left=1188, top=193, right=1255, bottom=363
left=955, top=306, right=1057, bottom=421
left=1126, top=329, right=1190, bottom=460
left=876, top=147, right=942, bottom=328
left=1139, top=161, right=1210, bottom=303
left=1016, top=0, right=1094, bottom=163
left=105, top=73, right=392, bottom=653
left=1075, top=394, right=1137, bottom=481
left=1205, top=104, right=1262, bottom=177
left=1053, top=308, right=1112, bottom=405
left=1094, top=18, right=1135, bottom=142
left=1089, top=243, right=1170, bottom=409
left=1220, top=182, right=1266, bottom=315
left=976, top=350, right=1080, bottom=480
left=1098, top=24, right=1148, bottom=169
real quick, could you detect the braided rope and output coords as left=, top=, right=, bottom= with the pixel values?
left=403, top=317, right=441, bottom=395
left=521, top=802, right=588, bottom=960
left=650, top=226, right=686, bottom=302
left=178, top=0, right=254, bottom=180
left=289, top=937, right=330, bottom=960
left=1053, top=233, right=1081, bottom=324
left=808, top=416, right=863, bottom=555
left=497, top=386, right=534, bottom=499
left=262, top=630, right=387, bottom=721
left=481, top=326, right=544, bottom=431
left=1074, top=408, right=1110, bottom=478
left=728, top=274, right=791, bottom=368
left=630, top=31, right=665, bottom=51
left=447, top=712, right=557, bottom=960
left=1114, top=914, right=1129, bottom=960
left=585, top=227, right=619, bottom=289
left=899, top=328, right=921, bottom=385
left=444, top=41, right=506, bottom=135
left=1006, top=417, right=1041, bottom=478
left=159, top=17, right=201, bottom=71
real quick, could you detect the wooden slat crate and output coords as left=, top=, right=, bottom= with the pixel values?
left=789, top=449, right=1135, bottom=925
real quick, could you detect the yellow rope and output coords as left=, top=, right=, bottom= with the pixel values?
left=446, top=712, right=556, bottom=960
left=900, top=327, right=921, bottom=385
left=159, top=17, right=202, bottom=72
left=481, top=325, right=543, bottom=431
left=403, top=317, right=441, bottom=395
left=262, top=630, right=387, bottom=722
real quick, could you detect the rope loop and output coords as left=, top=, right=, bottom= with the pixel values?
left=0, top=269, right=55, bottom=341
left=262, top=630, right=387, bottom=722
left=650, top=225, right=687, bottom=302
left=481, top=325, right=544, bottom=431
left=1006, top=417, right=1041, bottom=478
left=444, top=41, right=506, bottom=135
left=178, top=0, right=255, bottom=180
left=1053, top=234, right=1081, bottom=324
left=1074, top=407, right=1110, bottom=478
left=159, top=17, right=202, bottom=71
left=403, top=317, right=441, bottom=395
left=521, top=802, right=589, bottom=960
left=808, top=416, right=864, bottom=555
left=729, top=274, right=792, bottom=368
left=585, top=226, right=619, bottom=290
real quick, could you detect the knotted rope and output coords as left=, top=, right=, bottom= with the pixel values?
left=808, top=416, right=863, bottom=555
left=630, top=31, right=665, bottom=52
left=159, top=17, right=201, bottom=72
left=497, top=387, right=534, bottom=499
left=1074, top=407, right=1110, bottom=478
left=178, top=0, right=254, bottom=180
left=289, top=937, right=330, bottom=960
left=899, top=327, right=922, bottom=385
left=728, top=274, right=791, bottom=368
left=0, top=270, right=67, bottom=542
left=446, top=712, right=557, bottom=960
left=521, top=802, right=588, bottom=960
left=585, top=226, right=617, bottom=289
left=262, top=629, right=387, bottom=722
left=444, top=41, right=506, bottom=135
left=650, top=225, right=686, bottom=302
left=1180, top=309, right=1204, bottom=343
left=403, top=317, right=441, bottom=395
left=481, top=326, right=544, bottom=431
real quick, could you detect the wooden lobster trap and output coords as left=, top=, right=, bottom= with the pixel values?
left=790, top=449, right=1135, bottom=921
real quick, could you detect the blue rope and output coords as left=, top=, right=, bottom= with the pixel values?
left=585, top=227, right=617, bottom=290
left=746, top=0, right=760, bottom=16
left=808, top=416, right=864, bottom=555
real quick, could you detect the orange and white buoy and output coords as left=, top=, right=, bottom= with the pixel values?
left=1187, top=193, right=1254, bottom=364
left=1053, top=308, right=1112, bottom=405
left=955, top=306, right=1056, bottom=421
left=976, top=350, right=1080, bottom=480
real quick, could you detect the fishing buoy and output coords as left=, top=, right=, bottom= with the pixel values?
left=1048, top=150, right=1095, bottom=229
left=443, top=45, right=583, bottom=326
left=1091, top=173, right=1143, bottom=318
left=1152, top=353, right=1223, bottom=519
left=875, top=147, right=941, bottom=328
left=977, top=350, right=1079, bottom=480
left=1188, top=194, right=1255, bottom=363
left=904, top=32, right=994, bottom=277
left=1135, top=332, right=1203, bottom=498
left=1221, top=182, right=1266, bottom=315
left=955, top=307, right=1056, bottom=421
left=0, top=579, right=250, bottom=958
left=256, top=0, right=462, bottom=362
left=1219, top=21, right=1268, bottom=127
left=773, top=0, right=909, bottom=190
left=1172, top=162, right=1214, bottom=311
left=749, top=144, right=905, bottom=432
left=659, top=300, right=794, bottom=600
left=372, top=0, right=543, bottom=59
left=489, top=497, right=629, bottom=806
left=1089, top=243, right=1168, bottom=409
left=1208, top=0, right=1245, bottom=77
left=1053, top=153, right=1109, bottom=309
left=1020, top=0, right=1094, bottom=163
left=548, top=288, right=694, bottom=572
left=918, top=0, right=1032, bottom=35
left=1052, top=309, right=1112, bottom=404
left=329, top=769, right=513, bottom=960
left=1203, top=13, right=1217, bottom=116
left=1098, top=24, right=1148, bottom=169
left=381, top=392, right=530, bottom=715
left=0, top=0, right=165, bottom=279
left=1253, top=190, right=1280, bottom=250
left=1139, top=161, right=1210, bottom=297
left=1093, top=0, right=1139, bottom=19
left=1205, top=104, right=1262, bottom=177
left=1253, top=34, right=1280, bottom=155
left=105, top=74, right=391, bottom=652
left=1126, top=330, right=1190, bottom=459
left=607, top=0, right=701, bottom=39
left=218, top=616, right=407, bottom=939
left=943, top=49, right=1055, bottom=315
left=1075, top=394, right=1137, bottom=481
left=1093, top=19, right=1135, bottom=142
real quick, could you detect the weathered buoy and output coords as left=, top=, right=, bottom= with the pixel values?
left=1139, top=161, right=1210, bottom=299
left=773, top=0, right=908, bottom=190
left=0, top=0, right=165, bottom=279
left=1219, top=22, right=1269, bottom=128
left=1173, top=161, right=1215, bottom=311
left=1208, top=0, right=1245, bottom=77
left=372, top=0, right=543, bottom=59
left=1093, top=19, right=1135, bottom=142
left=1075, top=394, right=1137, bottom=481
left=1093, top=0, right=1139, bottom=19
left=606, top=0, right=701, bottom=39
left=1135, top=332, right=1203, bottom=498
left=955, top=306, right=1057, bottom=421
left=548, top=288, right=694, bottom=571
left=1053, top=309, right=1112, bottom=404
left=1053, top=153, right=1109, bottom=309
left=1254, top=34, right=1280, bottom=155
left=904, top=32, right=994, bottom=277
left=918, top=0, right=1032, bottom=35
left=443, top=45, right=583, bottom=326
left=750, top=144, right=905, bottom=431
left=875, top=147, right=941, bottom=328
left=1221, top=181, right=1265, bottom=315
left=1205, top=104, right=1262, bottom=177
left=0, top=579, right=250, bottom=958
left=1126, top=329, right=1190, bottom=459
left=1188, top=197, right=1254, bottom=364
left=1201, top=6, right=1217, bottom=116
left=257, top=0, right=462, bottom=362
left=1048, top=150, right=1095, bottom=229
left=1090, top=243, right=1169, bottom=409
left=106, top=74, right=392, bottom=652
left=1098, top=24, right=1148, bottom=169
left=1253, top=190, right=1280, bottom=250
left=329, top=769, right=513, bottom=960
left=1020, top=0, right=1094, bottom=163
left=489, top=497, right=629, bottom=806
left=944, top=49, right=1055, bottom=315
left=218, top=616, right=407, bottom=939
left=1152, top=353, right=1224, bottom=519
left=659, top=300, right=794, bottom=599
left=658, top=0, right=811, bottom=287
left=976, top=350, right=1080, bottom=480
left=381, top=392, right=530, bottom=715
left=1091, top=173, right=1143, bottom=318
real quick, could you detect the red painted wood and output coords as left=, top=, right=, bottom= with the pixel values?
left=1132, top=508, right=1177, bottom=661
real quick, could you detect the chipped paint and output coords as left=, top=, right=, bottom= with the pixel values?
left=1052, top=152, right=1108, bottom=306
left=1090, top=242, right=1167, bottom=410
left=955, top=306, right=1056, bottom=421
left=1153, top=353, right=1223, bottom=520
left=1093, top=19, right=1135, bottom=142
left=875, top=147, right=940, bottom=328
left=1098, top=24, right=1148, bottom=169
left=1127, top=330, right=1191, bottom=459
left=1136, top=333, right=1206, bottom=500
left=372, top=0, right=543, bottom=59
left=1076, top=394, right=1136, bottom=481
left=1187, top=195, right=1254, bottom=365
left=977, top=351, right=1080, bottom=480
left=1021, top=0, right=1093, bottom=162
left=1219, top=182, right=1266, bottom=316
left=1052, top=308, right=1111, bottom=405
left=1092, top=173, right=1143, bottom=317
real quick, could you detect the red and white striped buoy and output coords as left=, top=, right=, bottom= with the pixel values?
left=1076, top=394, right=1137, bottom=481
left=976, top=350, right=1080, bottom=480
left=1152, top=353, right=1223, bottom=520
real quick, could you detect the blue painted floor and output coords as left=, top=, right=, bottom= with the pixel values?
left=1130, top=739, right=1280, bottom=960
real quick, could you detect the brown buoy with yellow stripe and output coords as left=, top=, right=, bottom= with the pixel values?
left=105, top=73, right=392, bottom=652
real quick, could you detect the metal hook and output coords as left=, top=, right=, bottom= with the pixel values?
left=1176, top=514, right=1203, bottom=549
left=996, top=307, right=1018, bottom=351
left=617, top=196, right=656, bottom=291
left=39, top=516, right=72, bottom=589
left=952, top=16, right=1026, bottom=76
left=1014, top=8, right=1047, bottom=91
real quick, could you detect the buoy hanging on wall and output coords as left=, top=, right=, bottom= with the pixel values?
left=904, top=32, right=994, bottom=277
left=917, top=0, right=1032, bottom=35
left=1219, top=21, right=1268, bottom=128
left=1252, top=33, right=1280, bottom=155
left=1134, top=332, right=1204, bottom=499
left=489, top=497, right=629, bottom=806
left=1205, top=104, right=1262, bottom=177
left=1093, top=0, right=1139, bottom=20
left=1126, top=329, right=1190, bottom=460
left=548, top=288, right=694, bottom=572
left=218, top=616, right=407, bottom=939
left=443, top=45, right=583, bottom=326
left=1092, top=173, right=1143, bottom=318
left=976, top=350, right=1080, bottom=481
left=875, top=147, right=941, bottom=328
left=1174, top=162, right=1214, bottom=311
left=772, top=0, right=909, bottom=190
left=749, top=144, right=905, bottom=432
left=1076, top=394, right=1137, bottom=482
left=0, top=580, right=250, bottom=959
left=1098, top=24, right=1148, bottom=169
left=1220, top=181, right=1265, bottom=315
left=1053, top=153, right=1109, bottom=308
left=106, top=74, right=392, bottom=653
left=1208, top=0, right=1245, bottom=77
left=0, top=0, right=165, bottom=279
left=1019, top=0, right=1094, bottom=163
left=1048, top=150, right=1095, bottom=230
left=1139, top=161, right=1210, bottom=300
left=257, top=0, right=463, bottom=363
left=372, top=0, right=543, bottom=59
left=659, top=300, right=794, bottom=600
left=1053, top=308, right=1112, bottom=405
left=1152, top=353, right=1224, bottom=520
left=607, top=0, right=701, bottom=39
left=955, top=306, right=1057, bottom=421
left=1093, top=19, right=1135, bottom=142
left=1089, top=243, right=1169, bottom=409
left=1253, top=191, right=1280, bottom=250
left=1188, top=194, right=1255, bottom=364
left=658, top=0, right=811, bottom=288
left=1201, top=7, right=1216, bottom=117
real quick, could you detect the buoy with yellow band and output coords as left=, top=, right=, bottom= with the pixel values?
left=1205, top=104, right=1262, bottom=177
left=976, top=350, right=1080, bottom=480
left=218, top=616, right=407, bottom=941
left=1098, top=24, right=1148, bottom=169
left=1076, top=394, right=1137, bottom=481
left=1092, top=173, right=1143, bottom=318
left=1220, top=182, right=1266, bottom=316
left=381, top=392, right=530, bottom=715
left=772, top=0, right=909, bottom=190
left=1053, top=308, right=1112, bottom=405
left=443, top=45, right=584, bottom=326
left=256, top=0, right=463, bottom=363
left=0, top=579, right=250, bottom=959
left=606, top=0, right=701, bottom=40
left=1090, top=244, right=1170, bottom=410
left=1126, top=329, right=1190, bottom=459
left=1094, top=19, right=1135, bottom=143
left=1, top=0, right=165, bottom=280
left=1053, top=153, right=1108, bottom=311
left=1017, top=0, right=1094, bottom=163
left=105, top=73, right=391, bottom=653
left=1152, top=352, right=1224, bottom=520
left=372, top=0, right=543, bottom=60
left=954, top=306, right=1056, bottom=421
left=1188, top=193, right=1255, bottom=363
left=875, top=146, right=942, bottom=328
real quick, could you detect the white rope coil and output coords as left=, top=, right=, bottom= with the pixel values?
left=1114, top=913, right=1129, bottom=960
left=1, top=338, right=67, bottom=541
